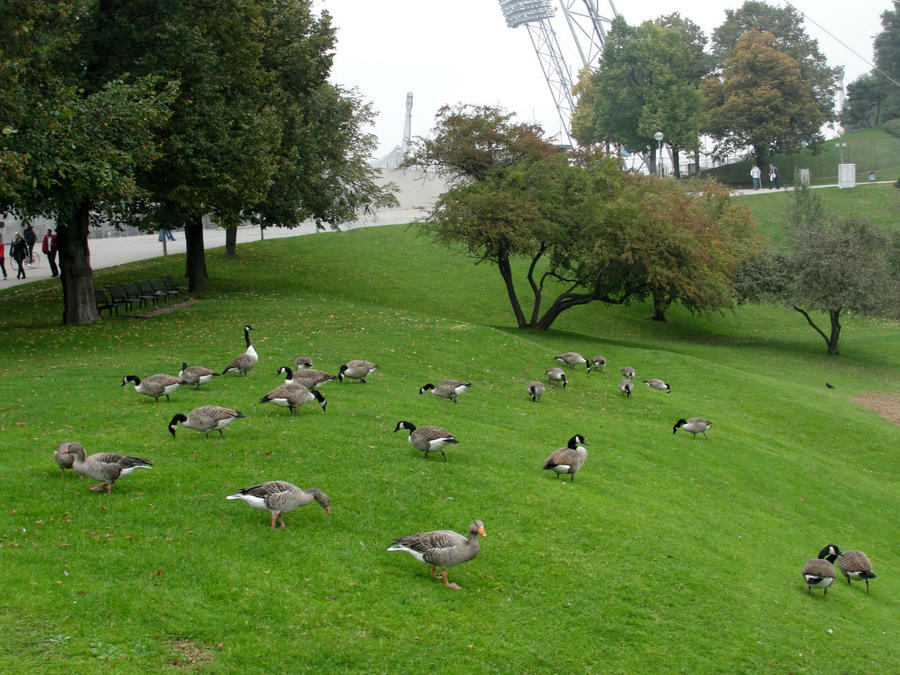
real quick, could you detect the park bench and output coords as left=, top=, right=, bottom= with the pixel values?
left=138, top=279, right=168, bottom=304
left=94, top=289, right=116, bottom=317
left=151, top=278, right=178, bottom=301
left=123, top=281, right=155, bottom=309
left=105, top=284, right=134, bottom=313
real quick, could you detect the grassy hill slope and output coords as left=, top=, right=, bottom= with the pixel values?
left=0, top=224, right=896, bottom=672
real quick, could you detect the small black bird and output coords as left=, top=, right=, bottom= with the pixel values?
left=826, top=382, right=835, bottom=389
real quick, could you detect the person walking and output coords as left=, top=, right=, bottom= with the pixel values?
left=22, top=222, right=36, bottom=262
left=769, top=163, right=780, bottom=189
left=11, top=232, right=28, bottom=279
left=750, top=164, right=761, bottom=190
left=0, top=235, right=7, bottom=280
left=42, top=228, right=59, bottom=277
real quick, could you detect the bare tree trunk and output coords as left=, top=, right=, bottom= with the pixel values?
left=225, top=226, right=237, bottom=256
left=672, top=148, right=681, bottom=179
left=497, top=252, right=527, bottom=328
left=793, top=305, right=841, bottom=355
left=58, top=200, right=100, bottom=325
left=185, top=216, right=207, bottom=293
left=651, top=290, right=669, bottom=321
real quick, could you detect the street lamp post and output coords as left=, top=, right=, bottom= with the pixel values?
left=654, top=131, right=664, bottom=177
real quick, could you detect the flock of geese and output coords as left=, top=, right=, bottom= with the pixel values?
left=52, top=326, right=876, bottom=593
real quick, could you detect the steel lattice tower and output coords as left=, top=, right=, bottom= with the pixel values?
left=498, top=1, right=617, bottom=146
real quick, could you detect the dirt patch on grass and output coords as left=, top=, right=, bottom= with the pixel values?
left=167, top=639, right=214, bottom=667
left=853, top=392, right=900, bottom=426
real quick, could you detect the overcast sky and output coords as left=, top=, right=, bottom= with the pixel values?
left=318, top=1, right=890, bottom=158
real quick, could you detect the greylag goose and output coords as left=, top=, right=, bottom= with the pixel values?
left=393, top=420, right=458, bottom=461
left=546, top=368, right=567, bottom=388
left=618, top=380, right=633, bottom=397
left=620, top=367, right=636, bottom=379
left=122, top=374, right=184, bottom=401
left=226, top=481, right=330, bottom=528
left=543, top=434, right=589, bottom=482
left=61, top=443, right=152, bottom=493
left=178, top=362, right=220, bottom=389
left=591, top=356, right=607, bottom=372
left=222, top=325, right=257, bottom=376
left=168, top=405, right=246, bottom=438
left=672, top=418, right=711, bottom=439
left=832, top=546, right=876, bottom=592
left=388, top=519, right=486, bottom=589
left=555, top=352, right=591, bottom=371
left=643, top=378, right=670, bottom=393
left=260, top=375, right=326, bottom=416
left=803, top=545, right=839, bottom=597
left=54, top=441, right=80, bottom=474
left=527, top=381, right=545, bottom=402
left=338, top=359, right=378, bottom=383
left=419, top=380, right=472, bottom=403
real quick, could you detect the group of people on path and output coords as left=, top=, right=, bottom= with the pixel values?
left=1, top=223, right=58, bottom=281
left=750, top=163, right=780, bottom=190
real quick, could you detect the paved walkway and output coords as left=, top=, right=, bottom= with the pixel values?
left=1, top=208, right=424, bottom=290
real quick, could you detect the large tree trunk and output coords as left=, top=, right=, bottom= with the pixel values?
left=793, top=305, right=841, bottom=355
left=225, top=226, right=237, bottom=256
left=58, top=200, right=100, bottom=325
left=185, top=216, right=207, bottom=293
left=651, top=290, right=669, bottom=321
left=497, top=252, right=527, bottom=328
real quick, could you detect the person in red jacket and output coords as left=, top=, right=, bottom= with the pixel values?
left=0, top=235, right=7, bottom=280
left=42, top=228, right=59, bottom=277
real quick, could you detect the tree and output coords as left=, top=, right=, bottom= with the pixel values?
left=0, top=0, right=176, bottom=324
left=843, top=1, right=900, bottom=128
left=735, top=188, right=900, bottom=355
left=702, top=30, right=827, bottom=167
left=710, top=1, right=837, bottom=118
left=411, top=106, right=758, bottom=330
left=575, top=16, right=705, bottom=176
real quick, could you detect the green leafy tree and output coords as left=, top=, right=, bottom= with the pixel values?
left=411, top=106, right=758, bottom=329
left=576, top=16, right=705, bottom=176
left=710, top=1, right=837, bottom=118
left=702, top=30, right=827, bottom=167
left=0, top=0, right=176, bottom=324
left=736, top=188, right=900, bottom=355
left=843, top=1, right=900, bottom=128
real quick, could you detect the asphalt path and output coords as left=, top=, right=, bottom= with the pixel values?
left=1, top=208, right=424, bottom=290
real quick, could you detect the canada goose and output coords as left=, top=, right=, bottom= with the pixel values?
left=591, top=356, right=607, bottom=372
left=527, top=381, right=545, bottom=402
left=618, top=380, right=633, bottom=397
left=620, top=367, right=636, bottom=379
left=222, top=325, right=258, bottom=376
left=60, top=443, right=152, bottom=493
left=283, top=365, right=336, bottom=389
left=260, top=376, right=326, bottom=416
left=831, top=546, right=876, bottom=592
left=673, top=418, right=711, bottom=439
left=121, top=374, right=184, bottom=402
left=226, top=481, right=330, bottom=528
left=555, top=352, right=591, bottom=371
left=393, top=420, right=458, bottom=461
left=643, top=378, right=671, bottom=393
left=546, top=368, right=567, bottom=388
left=419, top=380, right=472, bottom=403
left=168, top=405, right=246, bottom=438
left=338, top=359, right=378, bottom=383
left=54, top=441, right=80, bottom=475
left=388, top=520, right=486, bottom=590
left=294, top=355, right=314, bottom=369
left=802, top=544, right=839, bottom=597
left=542, top=434, right=589, bottom=482
left=178, top=362, right=220, bottom=389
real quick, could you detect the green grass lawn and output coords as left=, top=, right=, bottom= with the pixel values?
left=734, top=182, right=900, bottom=246
left=701, top=125, right=900, bottom=188
left=0, top=224, right=897, bottom=672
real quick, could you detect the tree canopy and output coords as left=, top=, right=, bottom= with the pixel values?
left=411, top=106, right=759, bottom=330
left=573, top=16, right=705, bottom=176
left=735, top=188, right=900, bottom=355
